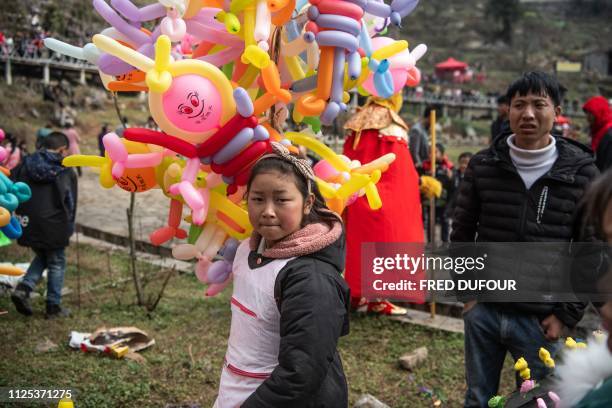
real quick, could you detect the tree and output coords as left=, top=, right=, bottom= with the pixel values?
left=485, top=0, right=522, bottom=45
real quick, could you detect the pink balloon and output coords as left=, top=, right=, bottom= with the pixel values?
left=362, top=36, right=413, bottom=97
left=162, top=74, right=223, bottom=134
left=205, top=275, right=232, bottom=296
left=313, top=160, right=339, bottom=181
left=0, top=128, right=5, bottom=141
left=195, top=257, right=212, bottom=282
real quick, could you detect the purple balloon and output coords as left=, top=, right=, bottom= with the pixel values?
left=365, top=1, right=392, bottom=18
left=97, top=53, right=133, bottom=76
left=222, top=238, right=239, bottom=262
left=316, top=31, right=359, bottom=53
left=391, top=0, right=419, bottom=17
left=347, top=50, right=361, bottom=80
left=234, top=87, right=254, bottom=117
left=307, top=5, right=319, bottom=20
left=315, top=15, right=361, bottom=37
left=93, top=0, right=149, bottom=46
left=345, top=0, right=366, bottom=8
left=253, top=125, right=269, bottom=142
left=207, top=260, right=231, bottom=284
left=390, top=11, right=401, bottom=26
left=213, top=127, right=253, bottom=165
left=303, top=32, right=316, bottom=43
left=111, top=0, right=165, bottom=22
left=185, top=20, right=244, bottom=48
left=330, top=47, right=345, bottom=103
left=321, top=102, right=340, bottom=125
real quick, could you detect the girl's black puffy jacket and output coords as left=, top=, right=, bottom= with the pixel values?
left=242, top=234, right=350, bottom=408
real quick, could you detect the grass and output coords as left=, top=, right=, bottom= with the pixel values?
left=0, top=242, right=519, bottom=407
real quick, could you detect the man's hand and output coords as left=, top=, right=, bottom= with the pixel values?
left=540, top=314, right=565, bottom=341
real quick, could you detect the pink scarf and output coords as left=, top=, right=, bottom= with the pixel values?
left=249, top=220, right=343, bottom=259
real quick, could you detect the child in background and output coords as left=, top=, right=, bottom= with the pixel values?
left=10, top=132, right=77, bottom=319
left=447, top=151, right=473, bottom=220
left=214, top=142, right=349, bottom=408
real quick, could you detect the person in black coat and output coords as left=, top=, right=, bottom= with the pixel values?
left=490, top=94, right=509, bottom=143
left=452, top=72, right=600, bottom=407
left=10, top=132, right=77, bottom=319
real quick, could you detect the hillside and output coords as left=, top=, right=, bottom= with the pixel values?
left=1, top=0, right=610, bottom=96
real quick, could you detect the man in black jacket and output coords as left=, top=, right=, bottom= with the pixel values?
left=451, top=72, right=599, bottom=407
left=11, top=132, right=77, bottom=319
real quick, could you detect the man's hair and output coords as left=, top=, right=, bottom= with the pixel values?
left=497, top=95, right=509, bottom=105
left=436, top=143, right=445, bottom=154
left=423, top=104, right=440, bottom=119
left=505, top=71, right=562, bottom=107
left=458, top=152, right=474, bottom=161
left=41, top=132, right=69, bottom=150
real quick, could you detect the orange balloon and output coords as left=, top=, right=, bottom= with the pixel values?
left=115, top=167, right=158, bottom=192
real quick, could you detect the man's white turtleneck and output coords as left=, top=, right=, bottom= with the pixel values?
left=507, top=134, right=558, bottom=190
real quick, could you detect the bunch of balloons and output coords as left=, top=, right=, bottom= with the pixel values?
left=45, top=0, right=427, bottom=294
left=0, top=128, right=32, bottom=276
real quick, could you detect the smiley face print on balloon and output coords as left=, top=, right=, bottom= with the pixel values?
left=93, top=34, right=236, bottom=145
left=162, top=75, right=222, bottom=134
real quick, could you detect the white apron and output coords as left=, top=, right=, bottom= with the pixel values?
left=214, top=240, right=294, bottom=408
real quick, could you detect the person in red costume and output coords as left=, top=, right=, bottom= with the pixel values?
left=583, top=96, right=612, bottom=171
left=342, top=94, right=440, bottom=315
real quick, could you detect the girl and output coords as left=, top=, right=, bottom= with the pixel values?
left=214, top=142, right=350, bottom=408
left=556, top=168, right=612, bottom=407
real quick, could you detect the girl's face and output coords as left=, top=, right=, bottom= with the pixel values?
left=247, top=170, right=313, bottom=247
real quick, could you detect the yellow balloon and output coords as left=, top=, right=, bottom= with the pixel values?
left=92, top=34, right=154, bottom=73
left=314, top=177, right=338, bottom=199
left=284, top=55, right=305, bottom=81
left=100, top=161, right=116, bottom=188
left=336, top=172, right=369, bottom=198
left=364, top=182, right=382, bottom=210
left=242, top=44, right=271, bottom=69
left=242, top=5, right=256, bottom=47
left=353, top=153, right=396, bottom=174
left=371, top=40, right=408, bottom=61
left=284, top=132, right=350, bottom=172
left=231, top=0, right=256, bottom=14
left=209, top=191, right=252, bottom=240
left=63, top=155, right=106, bottom=168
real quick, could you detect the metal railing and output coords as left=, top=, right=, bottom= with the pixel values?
left=0, top=48, right=97, bottom=72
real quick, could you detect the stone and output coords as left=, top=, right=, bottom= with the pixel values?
left=354, top=394, right=390, bottom=408
left=399, top=346, right=428, bottom=370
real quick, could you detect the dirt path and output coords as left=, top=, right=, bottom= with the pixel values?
left=76, top=167, right=190, bottom=246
